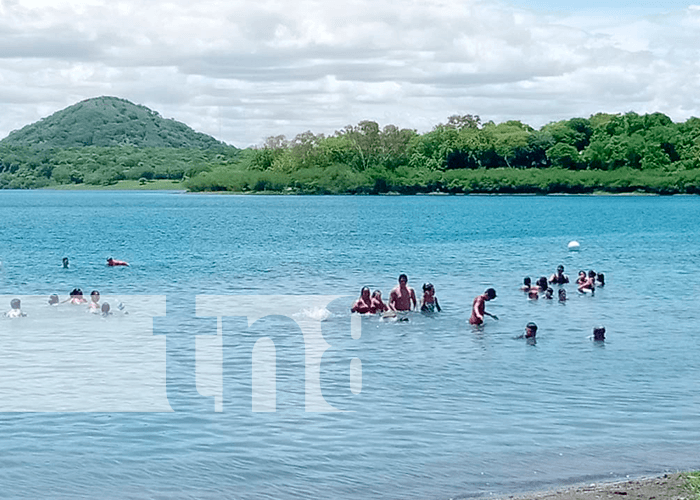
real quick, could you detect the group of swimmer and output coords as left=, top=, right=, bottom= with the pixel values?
left=517, top=265, right=606, bottom=342
left=4, top=256, right=130, bottom=319
left=351, top=264, right=606, bottom=342
left=5, top=289, right=127, bottom=318
left=351, top=274, right=441, bottom=316
left=521, top=265, right=605, bottom=301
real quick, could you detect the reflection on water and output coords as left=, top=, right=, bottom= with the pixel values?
left=1, top=191, right=700, bottom=499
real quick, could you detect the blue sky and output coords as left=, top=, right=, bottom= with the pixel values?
left=0, top=0, right=699, bottom=147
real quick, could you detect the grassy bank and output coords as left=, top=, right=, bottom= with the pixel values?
left=43, top=179, right=186, bottom=191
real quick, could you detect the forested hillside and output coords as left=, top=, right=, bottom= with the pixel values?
left=0, top=97, right=239, bottom=188
left=2, top=97, right=700, bottom=193
left=1, top=96, right=224, bottom=149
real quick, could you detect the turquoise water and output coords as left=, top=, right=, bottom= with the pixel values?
left=1, top=191, right=699, bottom=499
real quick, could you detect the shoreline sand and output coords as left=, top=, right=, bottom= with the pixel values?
left=489, top=472, right=694, bottom=500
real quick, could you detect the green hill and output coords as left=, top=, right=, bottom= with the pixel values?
left=0, top=96, right=227, bottom=149
left=0, top=97, right=244, bottom=189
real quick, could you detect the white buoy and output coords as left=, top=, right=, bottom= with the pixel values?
left=568, top=241, right=580, bottom=251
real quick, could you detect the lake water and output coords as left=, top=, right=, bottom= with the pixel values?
left=1, top=191, right=699, bottom=499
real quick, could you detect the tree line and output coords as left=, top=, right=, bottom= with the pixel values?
left=186, top=112, right=700, bottom=194
left=0, top=145, right=239, bottom=189
left=2, top=111, right=700, bottom=193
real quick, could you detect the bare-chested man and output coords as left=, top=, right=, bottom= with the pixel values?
left=469, top=288, right=498, bottom=325
left=389, top=274, right=417, bottom=312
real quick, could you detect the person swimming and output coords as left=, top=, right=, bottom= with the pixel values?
left=592, top=326, right=606, bottom=341
left=101, top=302, right=112, bottom=317
left=515, top=322, right=537, bottom=343
left=520, top=277, right=532, bottom=292
left=68, top=288, right=87, bottom=304
left=89, top=290, right=101, bottom=313
left=543, top=287, right=554, bottom=300
left=62, top=257, right=69, bottom=269
left=596, top=273, right=605, bottom=287
left=558, top=289, right=567, bottom=302
left=107, top=257, right=129, bottom=267
left=420, top=283, right=441, bottom=313
left=5, top=298, right=26, bottom=318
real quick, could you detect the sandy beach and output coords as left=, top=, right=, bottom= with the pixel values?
left=494, top=472, right=696, bottom=500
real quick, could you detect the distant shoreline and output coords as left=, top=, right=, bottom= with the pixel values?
left=0, top=176, right=691, bottom=195
left=30, top=183, right=683, bottom=196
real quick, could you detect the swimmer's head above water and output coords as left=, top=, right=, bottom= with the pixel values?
left=593, top=326, right=606, bottom=341
left=525, top=322, right=538, bottom=338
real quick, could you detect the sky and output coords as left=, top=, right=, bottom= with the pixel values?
left=0, top=0, right=699, bottom=148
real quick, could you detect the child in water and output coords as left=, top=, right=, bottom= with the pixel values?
left=420, top=283, right=441, bottom=313
left=5, top=298, right=26, bottom=318
left=89, top=290, right=101, bottom=313
left=101, top=302, right=112, bottom=317
left=578, top=270, right=596, bottom=294
left=68, top=288, right=87, bottom=304
left=371, top=290, right=389, bottom=313
left=515, top=322, right=537, bottom=343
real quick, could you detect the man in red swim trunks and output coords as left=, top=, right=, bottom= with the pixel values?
left=107, top=257, right=129, bottom=267
left=469, top=288, right=498, bottom=325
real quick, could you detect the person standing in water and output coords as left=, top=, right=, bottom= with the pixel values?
left=469, top=288, right=497, bottom=325
left=351, top=287, right=374, bottom=314
left=549, top=265, right=569, bottom=284
left=420, top=283, right=441, bottom=313
left=578, top=270, right=596, bottom=294
left=62, top=257, right=70, bottom=269
left=371, top=290, right=389, bottom=313
left=389, top=274, right=417, bottom=312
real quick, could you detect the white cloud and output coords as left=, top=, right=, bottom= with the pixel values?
left=0, top=0, right=699, bottom=147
